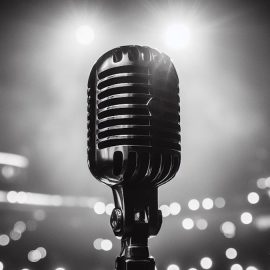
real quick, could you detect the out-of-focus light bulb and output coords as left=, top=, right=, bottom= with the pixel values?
left=101, top=239, right=113, bottom=251
left=165, top=24, right=191, bottom=49
left=0, top=234, right=10, bottom=246
left=182, top=218, right=194, bottom=230
left=200, top=257, right=213, bottom=269
left=105, top=203, right=114, bottom=215
left=188, top=199, right=200, bottom=211
left=196, top=219, right=208, bottom=230
left=0, top=261, right=3, bottom=270
left=167, top=264, right=180, bottom=270
left=220, top=221, right=236, bottom=238
left=159, top=205, right=170, bottom=217
left=202, top=198, right=214, bottom=210
left=214, top=197, right=226, bottom=208
left=246, top=266, right=258, bottom=270
left=169, top=202, right=181, bottom=215
left=75, top=25, right=94, bottom=45
left=225, top=248, right=237, bottom=259
left=240, top=212, right=253, bottom=224
left=94, top=201, right=106, bottom=215
left=230, top=264, right=243, bottom=270
left=247, top=192, right=260, bottom=204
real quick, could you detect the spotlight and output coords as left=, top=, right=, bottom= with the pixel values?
left=93, top=201, right=106, bottom=215
left=75, top=25, right=94, bottom=45
left=167, top=264, right=180, bottom=270
left=230, top=264, right=243, bottom=270
left=220, top=221, right=236, bottom=238
left=182, top=218, right=194, bottom=230
left=225, top=248, right=237, bottom=259
left=200, top=257, right=213, bottom=269
left=165, top=24, right=191, bottom=49
left=247, top=192, right=260, bottom=204
left=202, top=198, right=214, bottom=210
left=240, top=212, right=253, bottom=225
left=188, top=199, right=200, bottom=211
left=169, top=202, right=181, bottom=215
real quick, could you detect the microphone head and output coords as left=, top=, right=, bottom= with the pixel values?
left=87, top=45, right=180, bottom=188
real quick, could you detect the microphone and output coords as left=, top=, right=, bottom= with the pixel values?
left=87, top=45, right=180, bottom=270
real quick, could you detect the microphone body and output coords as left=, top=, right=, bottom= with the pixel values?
left=87, top=45, right=180, bottom=270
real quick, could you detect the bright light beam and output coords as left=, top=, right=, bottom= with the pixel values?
left=75, top=25, right=95, bottom=45
left=165, top=24, right=191, bottom=49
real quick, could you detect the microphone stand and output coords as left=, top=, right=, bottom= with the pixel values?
left=110, top=186, right=162, bottom=270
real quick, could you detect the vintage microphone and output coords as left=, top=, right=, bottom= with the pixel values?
left=87, top=45, right=181, bottom=270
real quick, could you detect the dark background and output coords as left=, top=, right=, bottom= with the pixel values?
left=0, top=0, right=269, bottom=269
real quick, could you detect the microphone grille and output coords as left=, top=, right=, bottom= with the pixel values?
left=87, top=46, right=180, bottom=187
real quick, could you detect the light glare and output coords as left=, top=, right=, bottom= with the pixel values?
left=167, top=264, right=180, bottom=270
left=75, top=25, right=94, bottom=45
left=188, top=199, right=200, bottom=211
left=165, top=24, right=190, bottom=49
left=200, top=257, right=213, bottom=269
left=240, top=212, right=253, bottom=224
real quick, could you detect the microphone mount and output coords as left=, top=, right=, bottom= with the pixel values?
left=111, top=185, right=162, bottom=270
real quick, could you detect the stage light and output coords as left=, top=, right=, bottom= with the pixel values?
left=0, top=234, right=10, bottom=246
left=196, top=219, right=208, bottom=230
left=93, top=238, right=103, bottom=250
left=169, top=202, right=181, bottom=215
left=101, top=239, right=113, bottom=251
left=231, top=264, right=243, bottom=270
left=240, top=212, right=253, bottom=225
left=14, top=221, right=26, bottom=233
left=247, top=192, right=260, bottom=204
left=202, top=198, right=214, bottom=210
left=10, top=230, right=22, bottom=241
left=165, top=24, right=191, bottom=49
left=188, top=199, right=200, bottom=211
left=75, top=25, right=94, bottom=45
left=200, top=257, right=213, bottom=269
left=37, top=247, right=47, bottom=258
left=1, top=165, right=15, bottom=179
left=17, top=191, right=27, bottom=204
left=246, top=267, right=258, bottom=270
left=0, top=262, right=3, bottom=270
left=7, top=191, right=18, bottom=203
left=0, top=152, right=29, bottom=168
left=225, top=248, right=237, bottom=259
left=55, top=268, right=65, bottom=270
left=93, top=201, right=106, bottom=215
left=105, top=203, right=115, bottom=215
left=182, top=218, right=194, bottom=230
left=220, top=221, right=236, bottom=238
left=214, top=197, right=226, bottom=208
left=167, top=264, right=180, bottom=270
left=256, top=178, right=266, bottom=189
left=188, top=268, right=197, bottom=270
left=159, top=205, right=171, bottom=217
left=28, top=249, right=42, bottom=262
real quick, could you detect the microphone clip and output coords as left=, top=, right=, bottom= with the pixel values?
left=110, top=185, right=162, bottom=270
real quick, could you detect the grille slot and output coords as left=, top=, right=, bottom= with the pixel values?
left=98, top=85, right=150, bottom=100
left=98, top=66, right=149, bottom=80
left=98, top=107, right=149, bottom=120
left=98, top=75, right=149, bottom=90
left=98, top=117, right=150, bottom=129
left=98, top=96, right=150, bottom=110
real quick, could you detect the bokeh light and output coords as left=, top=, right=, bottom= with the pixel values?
left=167, top=264, right=180, bottom=270
left=169, top=202, right=181, bottom=215
left=0, top=234, right=10, bottom=246
left=240, top=212, right=253, bottom=225
left=247, top=192, right=260, bottom=204
left=94, top=201, right=106, bottom=215
left=75, top=25, right=94, bottom=45
left=231, top=264, right=243, bottom=270
left=200, top=257, right=213, bottom=269
left=165, top=24, right=191, bottom=49
left=225, top=248, right=237, bottom=259
left=188, top=199, right=200, bottom=211
left=214, top=197, right=226, bottom=208
left=196, top=219, right=208, bottom=230
left=202, top=198, right=214, bottom=210
left=182, top=218, right=194, bottom=230
left=220, top=221, right=236, bottom=238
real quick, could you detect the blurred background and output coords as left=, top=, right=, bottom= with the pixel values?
left=0, top=0, right=270, bottom=269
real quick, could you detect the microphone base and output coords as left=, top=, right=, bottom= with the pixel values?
left=115, top=256, right=155, bottom=270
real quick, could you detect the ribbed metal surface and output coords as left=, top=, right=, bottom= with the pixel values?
left=87, top=45, right=180, bottom=187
